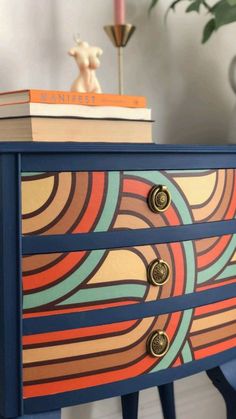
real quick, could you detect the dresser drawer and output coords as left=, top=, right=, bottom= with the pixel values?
left=22, top=296, right=236, bottom=399
left=22, top=233, right=236, bottom=318
left=21, top=169, right=236, bottom=235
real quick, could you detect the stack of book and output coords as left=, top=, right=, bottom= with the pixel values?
left=0, top=89, right=153, bottom=143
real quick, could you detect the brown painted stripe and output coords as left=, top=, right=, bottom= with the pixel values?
left=190, top=321, right=236, bottom=349
left=119, top=196, right=168, bottom=228
left=22, top=253, right=64, bottom=273
left=43, top=172, right=89, bottom=235
left=195, top=236, right=220, bottom=254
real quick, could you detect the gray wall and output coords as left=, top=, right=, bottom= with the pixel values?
left=1, top=0, right=233, bottom=417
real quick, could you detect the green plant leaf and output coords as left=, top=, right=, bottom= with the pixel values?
left=202, top=18, right=216, bottom=42
left=226, top=0, right=236, bottom=6
left=164, top=0, right=184, bottom=21
left=148, top=0, right=160, bottom=13
left=212, top=1, right=236, bottom=29
left=186, top=0, right=202, bottom=13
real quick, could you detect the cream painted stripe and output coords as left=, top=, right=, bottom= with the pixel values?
left=190, top=309, right=236, bottom=333
left=192, top=170, right=225, bottom=221
left=231, top=251, right=236, bottom=262
left=22, top=173, right=72, bottom=234
left=89, top=249, right=148, bottom=284
left=23, top=317, right=154, bottom=364
left=174, top=171, right=217, bottom=206
left=22, top=176, right=55, bottom=214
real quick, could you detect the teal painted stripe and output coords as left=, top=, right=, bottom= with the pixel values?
left=124, top=171, right=193, bottom=225
left=94, top=172, right=120, bottom=232
left=151, top=309, right=193, bottom=372
left=216, top=265, right=236, bottom=281
left=21, top=172, right=46, bottom=176
left=166, top=170, right=211, bottom=174
left=182, top=341, right=193, bottom=363
left=197, top=235, right=236, bottom=284
left=183, top=240, right=195, bottom=295
left=23, top=249, right=106, bottom=309
left=57, top=283, right=146, bottom=305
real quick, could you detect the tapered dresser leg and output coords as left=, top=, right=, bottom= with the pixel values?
left=207, top=359, right=236, bottom=419
left=121, top=392, right=139, bottom=419
left=17, top=410, right=61, bottom=419
left=158, top=383, right=176, bottom=419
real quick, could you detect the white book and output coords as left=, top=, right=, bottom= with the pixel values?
left=0, top=102, right=151, bottom=121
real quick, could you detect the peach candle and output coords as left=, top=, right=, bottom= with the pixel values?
left=114, top=0, right=125, bottom=25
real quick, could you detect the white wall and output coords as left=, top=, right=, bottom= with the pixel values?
left=0, top=0, right=233, bottom=417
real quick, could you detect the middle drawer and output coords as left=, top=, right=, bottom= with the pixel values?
left=22, top=233, right=236, bottom=318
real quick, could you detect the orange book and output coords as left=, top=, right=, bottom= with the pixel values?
left=0, top=89, right=147, bottom=108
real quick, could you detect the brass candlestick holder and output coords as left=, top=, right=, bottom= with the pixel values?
left=104, top=24, right=136, bottom=95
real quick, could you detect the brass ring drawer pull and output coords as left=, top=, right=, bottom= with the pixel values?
left=147, top=259, right=170, bottom=286
left=147, top=330, right=170, bottom=358
left=148, top=185, right=171, bottom=213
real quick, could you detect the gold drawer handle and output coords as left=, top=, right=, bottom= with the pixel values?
left=148, top=185, right=171, bottom=213
left=147, top=259, right=170, bottom=286
left=147, top=330, right=170, bottom=358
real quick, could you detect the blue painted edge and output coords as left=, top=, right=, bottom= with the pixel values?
left=23, top=347, right=236, bottom=414
left=21, top=151, right=236, bottom=171
left=0, top=154, right=23, bottom=418
left=22, top=219, right=236, bottom=255
left=23, top=282, right=236, bottom=335
left=220, top=359, right=236, bottom=391
left=0, top=142, right=234, bottom=153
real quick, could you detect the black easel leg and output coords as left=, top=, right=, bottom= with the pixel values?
left=158, top=383, right=176, bottom=419
left=121, top=392, right=139, bottom=419
left=207, top=359, right=236, bottom=419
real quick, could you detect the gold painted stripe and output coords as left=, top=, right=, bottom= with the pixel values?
left=174, top=171, right=217, bottom=206
left=22, top=177, right=55, bottom=215
left=22, top=173, right=72, bottom=234
left=191, top=309, right=236, bottom=333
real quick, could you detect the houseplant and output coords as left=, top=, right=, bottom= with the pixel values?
left=149, top=0, right=236, bottom=43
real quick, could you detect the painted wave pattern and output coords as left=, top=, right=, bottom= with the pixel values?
left=21, top=169, right=236, bottom=235
left=21, top=169, right=236, bottom=399
left=22, top=234, right=236, bottom=318
left=22, top=297, right=236, bottom=399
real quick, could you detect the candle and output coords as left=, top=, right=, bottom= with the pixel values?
left=114, top=0, right=125, bottom=25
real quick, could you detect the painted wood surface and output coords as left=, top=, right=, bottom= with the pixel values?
left=22, top=234, right=236, bottom=318
left=21, top=169, right=236, bottom=236
left=22, top=297, right=236, bottom=400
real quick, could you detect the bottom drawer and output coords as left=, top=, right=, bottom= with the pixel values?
left=23, top=296, right=236, bottom=400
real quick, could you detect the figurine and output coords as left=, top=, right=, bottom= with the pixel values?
left=68, top=36, right=103, bottom=93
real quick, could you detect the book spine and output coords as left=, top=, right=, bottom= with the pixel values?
left=28, top=91, right=146, bottom=108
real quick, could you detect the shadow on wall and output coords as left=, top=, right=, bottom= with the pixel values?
left=127, top=1, right=232, bottom=145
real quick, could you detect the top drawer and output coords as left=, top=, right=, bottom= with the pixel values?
left=22, top=169, right=236, bottom=236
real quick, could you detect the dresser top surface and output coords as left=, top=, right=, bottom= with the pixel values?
left=0, top=142, right=236, bottom=154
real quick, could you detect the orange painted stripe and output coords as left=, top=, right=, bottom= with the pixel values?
left=23, top=300, right=138, bottom=319
left=165, top=206, right=181, bottom=226
left=171, top=242, right=185, bottom=296
left=23, top=320, right=137, bottom=346
left=194, top=297, right=236, bottom=316
left=23, top=251, right=86, bottom=291
left=194, top=336, right=236, bottom=360
left=196, top=277, right=236, bottom=292
left=123, top=178, right=150, bottom=197
left=72, top=172, right=105, bottom=233
left=172, top=357, right=182, bottom=367
left=23, top=312, right=181, bottom=399
left=197, top=235, right=231, bottom=269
